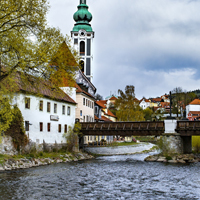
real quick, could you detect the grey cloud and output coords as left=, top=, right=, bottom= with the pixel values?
left=47, top=0, right=200, bottom=99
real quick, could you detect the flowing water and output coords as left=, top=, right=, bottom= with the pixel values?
left=0, top=145, right=200, bottom=200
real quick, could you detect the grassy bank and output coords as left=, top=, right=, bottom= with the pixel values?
left=0, top=151, right=84, bottom=165
left=192, top=136, right=200, bottom=153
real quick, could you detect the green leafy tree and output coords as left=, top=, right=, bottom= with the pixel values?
left=5, top=105, right=28, bottom=150
left=0, top=98, right=13, bottom=133
left=115, top=85, right=144, bottom=121
left=143, top=107, right=153, bottom=121
left=63, top=123, right=82, bottom=152
left=0, top=0, right=78, bottom=131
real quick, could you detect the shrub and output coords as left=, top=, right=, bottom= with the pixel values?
left=63, top=123, right=81, bottom=152
left=4, top=105, right=28, bottom=151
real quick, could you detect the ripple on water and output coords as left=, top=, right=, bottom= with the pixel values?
left=0, top=147, right=200, bottom=199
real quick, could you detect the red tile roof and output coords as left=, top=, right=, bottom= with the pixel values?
left=96, top=100, right=107, bottom=109
left=103, top=109, right=116, bottom=118
left=160, top=102, right=170, bottom=108
left=94, top=115, right=100, bottom=120
left=152, top=98, right=162, bottom=102
left=189, top=111, right=200, bottom=115
left=109, top=96, right=118, bottom=100
left=16, top=73, right=76, bottom=104
left=75, top=83, right=95, bottom=99
left=101, top=116, right=113, bottom=122
left=189, top=99, right=200, bottom=105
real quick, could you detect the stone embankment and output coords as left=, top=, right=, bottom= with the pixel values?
left=0, top=152, right=93, bottom=172
left=145, top=154, right=200, bottom=164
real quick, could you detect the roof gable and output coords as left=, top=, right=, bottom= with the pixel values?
left=189, top=99, right=200, bottom=105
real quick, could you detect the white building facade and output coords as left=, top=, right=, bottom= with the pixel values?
left=13, top=87, right=76, bottom=144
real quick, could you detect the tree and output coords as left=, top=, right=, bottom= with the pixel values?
left=115, top=85, right=144, bottom=121
left=4, top=105, right=28, bottom=150
left=143, top=107, right=153, bottom=121
left=63, top=123, right=81, bottom=152
left=1, top=0, right=78, bottom=86
left=0, top=98, right=13, bottom=133
left=172, top=87, right=184, bottom=118
left=0, top=0, right=78, bottom=131
left=95, top=93, right=103, bottom=101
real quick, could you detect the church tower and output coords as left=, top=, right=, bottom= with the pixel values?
left=71, top=0, right=94, bottom=82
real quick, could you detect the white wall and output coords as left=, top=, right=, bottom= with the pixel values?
left=186, top=104, right=200, bottom=117
left=76, top=93, right=94, bottom=123
left=14, top=93, right=76, bottom=144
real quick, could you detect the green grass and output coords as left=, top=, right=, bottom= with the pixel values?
left=192, top=136, right=200, bottom=153
left=135, top=136, right=156, bottom=142
left=0, top=150, right=75, bottom=166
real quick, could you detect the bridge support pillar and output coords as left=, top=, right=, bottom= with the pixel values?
left=162, top=134, right=183, bottom=154
left=79, top=136, right=84, bottom=150
left=182, top=136, right=192, bottom=154
left=162, top=120, right=192, bottom=154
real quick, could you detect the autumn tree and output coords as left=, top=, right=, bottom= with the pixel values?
left=115, top=85, right=144, bottom=121
left=0, top=0, right=78, bottom=131
left=0, top=98, right=13, bottom=133
left=171, top=87, right=184, bottom=118
left=143, top=107, right=153, bottom=121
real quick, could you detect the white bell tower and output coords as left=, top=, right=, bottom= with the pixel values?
left=71, top=0, right=94, bottom=82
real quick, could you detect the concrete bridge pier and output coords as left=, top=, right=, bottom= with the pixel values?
left=162, top=120, right=192, bottom=154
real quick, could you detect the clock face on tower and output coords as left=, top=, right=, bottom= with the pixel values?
left=79, top=29, right=86, bottom=36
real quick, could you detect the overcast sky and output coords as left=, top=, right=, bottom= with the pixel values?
left=47, top=0, right=200, bottom=99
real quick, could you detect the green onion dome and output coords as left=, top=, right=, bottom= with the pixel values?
left=72, top=0, right=93, bottom=32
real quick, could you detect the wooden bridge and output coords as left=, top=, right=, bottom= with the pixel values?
left=176, top=121, right=200, bottom=136
left=80, top=121, right=164, bottom=136
left=80, top=121, right=200, bottom=136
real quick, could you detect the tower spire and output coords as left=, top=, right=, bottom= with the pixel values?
left=80, top=0, right=86, bottom=4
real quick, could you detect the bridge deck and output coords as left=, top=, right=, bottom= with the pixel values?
left=80, top=121, right=164, bottom=136
left=176, top=121, right=200, bottom=136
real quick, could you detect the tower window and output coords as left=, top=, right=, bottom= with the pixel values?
left=80, top=41, right=85, bottom=56
left=87, top=39, right=91, bottom=56
left=86, top=58, right=91, bottom=76
left=79, top=60, right=84, bottom=73
left=74, top=39, right=78, bottom=44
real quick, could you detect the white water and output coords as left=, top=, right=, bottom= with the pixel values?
left=85, top=142, right=156, bottom=155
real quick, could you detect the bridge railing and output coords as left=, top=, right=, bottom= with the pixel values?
left=80, top=121, right=164, bottom=136
left=176, top=121, right=200, bottom=135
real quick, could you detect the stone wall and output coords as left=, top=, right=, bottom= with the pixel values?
left=0, top=136, right=77, bottom=155
left=162, top=135, right=183, bottom=154
left=0, top=136, right=18, bottom=155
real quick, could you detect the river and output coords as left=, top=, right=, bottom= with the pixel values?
left=0, top=144, right=200, bottom=200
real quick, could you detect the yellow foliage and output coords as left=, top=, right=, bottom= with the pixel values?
left=192, top=136, right=200, bottom=152
left=0, top=0, right=79, bottom=131
left=115, top=85, right=144, bottom=121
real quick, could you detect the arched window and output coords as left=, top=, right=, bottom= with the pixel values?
left=80, top=41, right=85, bottom=56
left=79, top=60, right=84, bottom=73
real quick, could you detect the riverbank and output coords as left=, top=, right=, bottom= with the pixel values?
left=0, top=151, right=94, bottom=172
left=145, top=153, right=200, bottom=163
